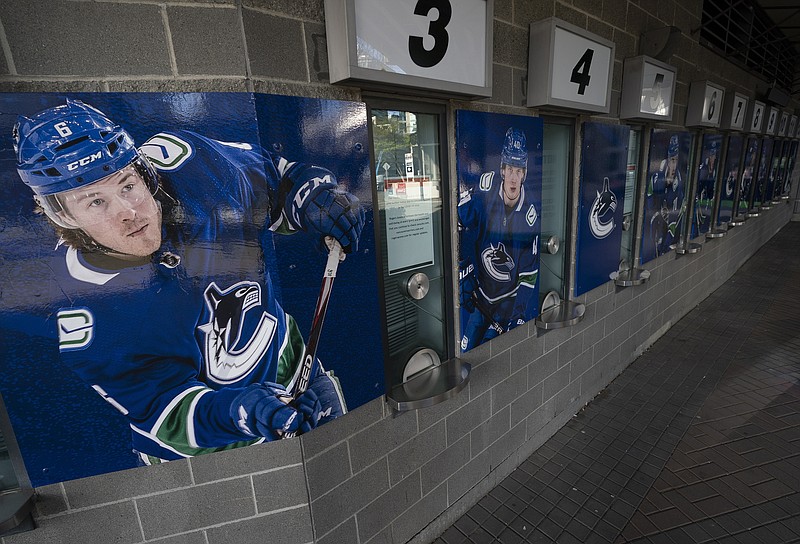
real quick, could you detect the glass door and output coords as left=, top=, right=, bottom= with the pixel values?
left=539, top=122, right=572, bottom=306
left=620, top=128, right=641, bottom=269
left=368, top=101, right=456, bottom=401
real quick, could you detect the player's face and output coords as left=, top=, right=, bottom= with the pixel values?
left=666, top=155, right=678, bottom=177
left=58, top=164, right=162, bottom=258
left=501, top=164, right=526, bottom=205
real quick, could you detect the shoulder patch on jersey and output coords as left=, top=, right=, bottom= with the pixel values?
left=57, top=307, right=95, bottom=352
left=479, top=172, right=494, bottom=191
left=141, top=133, right=194, bottom=171
left=526, top=204, right=538, bottom=227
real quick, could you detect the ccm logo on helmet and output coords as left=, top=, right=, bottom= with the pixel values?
left=67, top=151, right=103, bottom=171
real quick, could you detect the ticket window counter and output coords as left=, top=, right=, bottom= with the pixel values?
left=368, top=101, right=469, bottom=411
left=535, top=120, right=585, bottom=329
left=612, top=127, right=651, bottom=287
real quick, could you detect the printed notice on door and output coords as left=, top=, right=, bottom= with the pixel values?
left=384, top=178, right=435, bottom=275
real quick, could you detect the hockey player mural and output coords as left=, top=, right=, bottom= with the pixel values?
left=718, top=134, right=743, bottom=226
left=456, top=110, right=543, bottom=352
left=693, top=135, right=721, bottom=237
left=0, top=93, right=382, bottom=484
left=738, top=138, right=760, bottom=215
left=641, top=130, right=691, bottom=263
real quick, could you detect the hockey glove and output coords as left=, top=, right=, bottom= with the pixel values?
left=231, top=382, right=320, bottom=439
left=292, top=388, right=322, bottom=433
left=301, top=187, right=365, bottom=254
left=307, top=370, right=347, bottom=426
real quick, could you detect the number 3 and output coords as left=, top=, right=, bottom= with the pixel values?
left=409, top=0, right=452, bottom=68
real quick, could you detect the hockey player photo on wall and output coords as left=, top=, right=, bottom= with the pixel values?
left=641, top=130, right=692, bottom=263
left=0, top=93, right=383, bottom=484
left=456, top=110, right=543, bottom=352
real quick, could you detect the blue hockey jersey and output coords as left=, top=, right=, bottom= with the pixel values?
left=54, top=131, right=343, bottom=461
left=645, top=166, right=685, bottom=257
left=458, top=172, right=539, bottom=344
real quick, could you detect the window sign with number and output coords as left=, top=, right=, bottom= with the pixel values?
left=324, top=0, right=493, bottom=97
left=719, top=92, right=748, bottom=131
left=778, top=112, right=789, bottom=137
left=765, top=107, right=779, bottom=136
left=527, top=18, right=615, bottom=113
left=620, top=56, right=677, bottom=121
left=746, top=101, right=766, bottom=133
left=686, top=81, right=725, bottom=127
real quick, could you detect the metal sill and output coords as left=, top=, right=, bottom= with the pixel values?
left=535, top=300, right=585, bottom=330
left=0, top=489, right=35, bottom=534
left=729, top=216, right=746, bottom=226
left=675, top=242, right=702, bottom=255
left=747, top=209, right=761, bottom=218
left=387, top=358, right=470, bottom=412
left=610, top=268, right=650, bottom=287
left=761, top=203, right=772, bottom=210
left=705, top=229, right=726, bottom=239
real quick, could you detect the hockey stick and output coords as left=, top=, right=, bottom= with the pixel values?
left=471, top=292, right=505, bottom=336
left=284, top=238, right=342, bottom=439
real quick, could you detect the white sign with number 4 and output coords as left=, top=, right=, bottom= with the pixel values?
left=551, top=27, right=612, bottom=107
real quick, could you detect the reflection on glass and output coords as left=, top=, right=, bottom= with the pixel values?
left=620, top=129, right=641, bottom=268
left=540, top=123, right=571, bottom=303
left=372, top=109, right=447, bottom=385
left=0, top=427, right=20, bottom=493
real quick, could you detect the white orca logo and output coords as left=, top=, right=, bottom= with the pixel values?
left=481, top=242, right=515, bottom=282
left=198, top=281, right=277, bottom=384
left=589, top=177, right=617, bottom=239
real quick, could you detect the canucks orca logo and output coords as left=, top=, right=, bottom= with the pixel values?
left=198, top=281, right=278, bottom=384
left=481, top=242, right=515, bottom=282
left=589, top=177, right=618, bottom=239
left=725, top=172, right=735, bottom=197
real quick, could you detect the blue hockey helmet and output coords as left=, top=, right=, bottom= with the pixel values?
left=14, top=99, right=158, bottom=228
left=668, top=135, right=679, bottom=158
left=501, top=128, right=528, bottom=169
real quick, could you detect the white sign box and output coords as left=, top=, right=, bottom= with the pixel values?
left=324, top=0, right=493, bottom=97
left=746, top=100, right=766, bottom=133
left=620, top=55, right=676, bottom=121
left=686, top=80, right=725, bottom=127
left=527, top=18, right=615, bottom=113
left=719, top=92, right=748, bottom=131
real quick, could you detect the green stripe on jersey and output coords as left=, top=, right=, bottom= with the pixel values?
left=154, top=389, right=259, bottom=458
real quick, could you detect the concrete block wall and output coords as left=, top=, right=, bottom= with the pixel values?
left=1, top=1, right=796, bottom=543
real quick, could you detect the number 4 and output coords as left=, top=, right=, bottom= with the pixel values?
left=571, top=48, right=594, bottom=95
